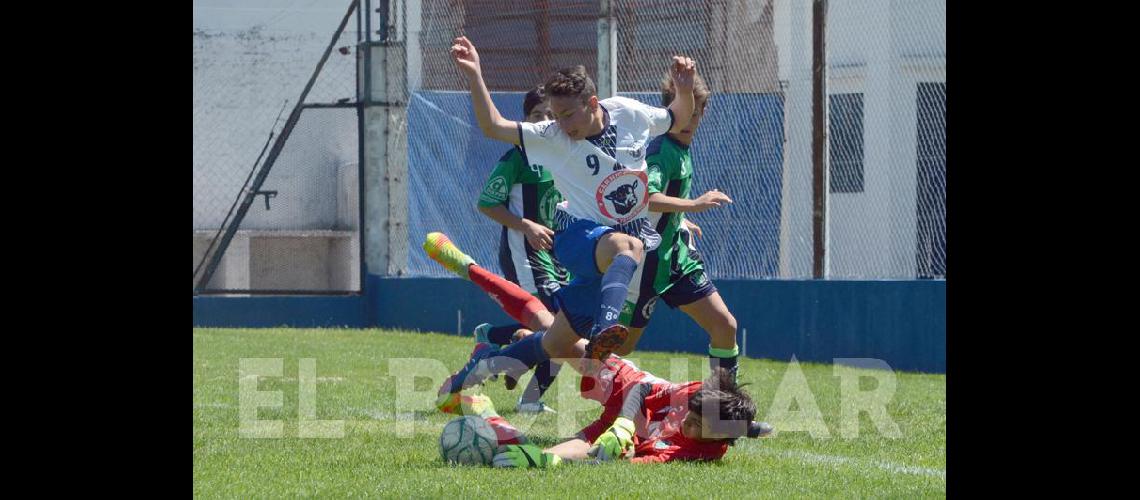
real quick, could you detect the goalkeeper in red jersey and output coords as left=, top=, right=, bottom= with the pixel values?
left=474, top=357, right=773, bottom=467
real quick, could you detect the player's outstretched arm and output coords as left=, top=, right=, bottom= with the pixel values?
left=666, top=56, right=696, bottom=134
left=450, top=36, right=520, bottom=145
left=648, top=189, right=732, bottom=213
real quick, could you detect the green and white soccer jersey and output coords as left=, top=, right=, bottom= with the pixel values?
left=620, top=135, right=706, bottom=326
left=478, top=147, right=570, bottom=298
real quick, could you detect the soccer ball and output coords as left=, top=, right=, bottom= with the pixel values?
left=439, top=415, right=499, bottom=465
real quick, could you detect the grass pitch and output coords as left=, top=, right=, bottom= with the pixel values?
left=193, top=328, right=945, bottom=497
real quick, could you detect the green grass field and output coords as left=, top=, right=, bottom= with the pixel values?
left=193, top=328, right=945, bottom=497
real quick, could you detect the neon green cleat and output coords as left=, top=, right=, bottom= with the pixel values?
left=423, top=232, right=476, bottom=280
left=436, top=392, right=498, bottom=418
left=464, top=393, right=498, bottom=418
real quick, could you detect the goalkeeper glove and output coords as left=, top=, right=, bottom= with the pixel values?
left=492, top=444, right=562, bottom=469
left=587, top=417, right=636, bottom=461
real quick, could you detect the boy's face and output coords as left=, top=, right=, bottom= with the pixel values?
left=681, top=410, right=736, bottom=443
left=525, top=101, right=553, bottom=123
left=548, top=95, right=600, bottom=140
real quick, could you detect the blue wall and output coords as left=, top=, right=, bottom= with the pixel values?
left=193, top=295, right=369, bottom=328
left=193, top=278, right=944, bottom=373
left=364, top=276, right=945, bottom=373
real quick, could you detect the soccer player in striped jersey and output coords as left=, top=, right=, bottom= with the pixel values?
left=615, top=73, right=744, bottom=382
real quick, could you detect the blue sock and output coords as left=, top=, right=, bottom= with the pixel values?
left=488, top=323, right=522, bottom=345
left=592, top=253, right=638, bottom=336
left=486, top=330, right=550, bottom=381
left=520, top=360, right=562, bottom=403
left=452, top=331, right=550, bottom=392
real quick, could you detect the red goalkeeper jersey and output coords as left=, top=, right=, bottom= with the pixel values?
left=578, top=356, right=728, bottom=463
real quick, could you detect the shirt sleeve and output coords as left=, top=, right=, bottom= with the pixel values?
left=646, top=161, right=665, bottom=195
left=517, top=120, right=562, bottom=167
left=634, top=100, right=674, bottom=137
left=477, top=150, right=521, bottom=207
left=618, top=382, right=654, bottom=421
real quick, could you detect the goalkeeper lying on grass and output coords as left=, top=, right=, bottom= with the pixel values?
left=467, top=355, right=773, bottom=467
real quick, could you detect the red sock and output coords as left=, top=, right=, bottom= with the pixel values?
left=468, top=265, right=549, bottom=327
left=486, top=416, right=526, bottom=445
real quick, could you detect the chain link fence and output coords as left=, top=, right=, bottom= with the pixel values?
left=193, top=1, right=364, bottom=292
left=401, top=0, right=944, bottom=279
left=194, top=0, right=946, bottom=285
left=823, top=0, right=946, bottom=278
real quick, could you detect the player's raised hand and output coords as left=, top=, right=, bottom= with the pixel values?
left=450, top=36, right=481, bottom=78
left=670, top=56, right=696, bottom=91
left=521, top=219, right=554, bottom=251
left=689, top=188, right=732, bottom=213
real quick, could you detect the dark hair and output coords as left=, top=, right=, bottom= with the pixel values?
left=543, top=65, right=597, bottom=104
left=687, top=367, right=757, bottom=445
left=523, top=85, right=546, bottom=117
left=660, top=71, right=710, bottom=108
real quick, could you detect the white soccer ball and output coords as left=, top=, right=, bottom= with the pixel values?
left=439, top=415, right=499, bottom=465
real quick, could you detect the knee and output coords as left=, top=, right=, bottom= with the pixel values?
left=615, top=234, right=643, bottom=260
left=711, top=314, right=738, bottom=344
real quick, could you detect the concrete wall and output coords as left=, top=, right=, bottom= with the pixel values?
left=193, top=3, right=364, bottom=289
left=193, top=29, right=360, bottom=231
left=194, top=231, right=360, bottom=291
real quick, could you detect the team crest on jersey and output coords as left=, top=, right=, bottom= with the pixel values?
left=596, top=170, right=648, bottom=223
left=606, top=181, right=640, bottom=215
left=480, top=175, right=509, bottom=203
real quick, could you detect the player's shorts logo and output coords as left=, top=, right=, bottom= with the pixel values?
left=692, top=270, right=709, bottom=287
left=596, top=169, right=648, bottom=224
left=642, top=296, right=658, bottom=320
left=539, top=280, right=561, bottom=297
